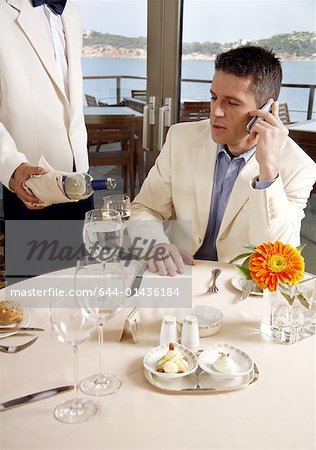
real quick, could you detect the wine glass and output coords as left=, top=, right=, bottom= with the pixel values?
left=102, top=194, right=131, bottom=222
left=83, top=208, right=123, bottom=262
left=75, top=256, right=125, bottom=396
left=50, top=294, right=97, bottom=423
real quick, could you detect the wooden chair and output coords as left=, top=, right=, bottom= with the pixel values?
left=85, top=94, right=98, bottom=107
left=86, top=115, right=136, bottom=199
left=124, top=97, right=145, bottom=113
left=278, top=103, right=291, bottom=125
left=85, top=94, right=107, bottom=107
left=131, top=90, right=146, bottom=99
left=180, top=101, right=210, bottom=122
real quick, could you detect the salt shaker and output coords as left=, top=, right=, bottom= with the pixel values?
left=181, top=315, right=200, bottom=352
left=159, top=315, right=178, bottom=345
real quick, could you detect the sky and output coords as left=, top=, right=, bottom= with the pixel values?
left=73, top=0, right=316, bottom=43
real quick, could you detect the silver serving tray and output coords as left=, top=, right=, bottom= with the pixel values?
left=144, top=363, right=259, bottom=393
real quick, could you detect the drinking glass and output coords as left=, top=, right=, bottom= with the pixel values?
left=50, top=294, right=97, bottom=423
left=75, top=256, right=125, bottom=396
left=102, top=194, right=131, bottom=222
left=83, top=208, right=123, bottom=262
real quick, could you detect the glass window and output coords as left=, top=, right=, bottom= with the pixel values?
left=181, top=0, right=316, bottom=121
left=73, top=0, right=147, bottom=105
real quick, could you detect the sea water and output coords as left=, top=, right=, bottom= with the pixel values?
left=82, top=58, right=316, bottom=122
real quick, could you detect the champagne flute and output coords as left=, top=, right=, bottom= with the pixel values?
left=83, top=208, right=123, bottom=262
left=50, top=294, right=97, bottom=423
left=75, top=256, right=125, bottom=396
left=102, top=194, right=131, bottom=222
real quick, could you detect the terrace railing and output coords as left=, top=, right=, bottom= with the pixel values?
left=83, top=75, right=316, bottom=120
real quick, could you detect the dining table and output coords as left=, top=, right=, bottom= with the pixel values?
left=0, top=260, right=315, bottom=450
left=287, top=119, right=316, bottom=193
left=83, top=106, right=143, bottom=118
left=287, top=120, right=316, bottom=161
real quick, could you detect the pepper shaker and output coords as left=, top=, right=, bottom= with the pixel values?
left=181, top=315, right=199, bottom=352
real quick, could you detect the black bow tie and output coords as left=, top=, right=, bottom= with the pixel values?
left=33, top=0, right=67, bottom=15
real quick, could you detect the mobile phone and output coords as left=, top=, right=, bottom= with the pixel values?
left=246, top=100, right=274, bottom=134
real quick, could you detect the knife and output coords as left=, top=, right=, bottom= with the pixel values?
left=128, top=263, right=147, bottom=296
left=0, top=385, right=74, bottom=412
left=239, top=280, right=253, bottom=301
left=0, top=327, right=44, bottom=333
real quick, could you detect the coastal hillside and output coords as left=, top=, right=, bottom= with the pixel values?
left=82, top=30, right=316, bottom=60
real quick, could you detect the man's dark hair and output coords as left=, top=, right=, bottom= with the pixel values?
left=214, top=46, right=282, bottom=106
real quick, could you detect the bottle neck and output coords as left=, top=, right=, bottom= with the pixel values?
left=91, top=179, right=108, bottom=190
left=61, top=175, right=70, bottom=198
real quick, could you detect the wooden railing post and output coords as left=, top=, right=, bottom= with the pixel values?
left=307, top=87, right=315, bottom=120
left=116, top=77, right=121, bottom=105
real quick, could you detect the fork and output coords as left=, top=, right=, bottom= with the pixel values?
left=207, top=268, right=222, bottom=293
left=0, top=336, right=38, bottom=354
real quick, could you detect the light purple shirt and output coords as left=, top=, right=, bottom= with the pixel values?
left=195, top=144, right=257, bottom=261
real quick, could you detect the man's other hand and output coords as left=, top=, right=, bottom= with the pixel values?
left=147, top=243, right=195, bottom=276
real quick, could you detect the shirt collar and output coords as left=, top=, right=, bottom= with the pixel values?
left=217, top=144, right=256, bottom=162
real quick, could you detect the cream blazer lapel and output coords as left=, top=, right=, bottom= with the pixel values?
left=193, top=137, right=218, bottom=241
left=7, top=0, right=68, bottom=101
left=62, top=2, right=81, bottom=110
left=217, top=153, right=259, bottom=240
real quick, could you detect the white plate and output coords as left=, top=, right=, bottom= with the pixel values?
left=144, top=364, right=259, bottom=393
left=231, top=273, right=314, bottom=297
left=0, top=311, right=31, bottom=339
left=173, top=306, right=223, bottom=337
left=143, top=343, right=198, bottom=379
left=199, top=342, right=254, bottom=380
left=231, top=275, right=263, bottom=296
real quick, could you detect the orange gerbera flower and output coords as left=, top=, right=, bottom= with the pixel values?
left=249, top=241, right=304, bottom=292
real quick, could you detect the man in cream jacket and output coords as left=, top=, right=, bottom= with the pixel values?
left=130, top=46, right=316, bottom=276
left=0, top=0, right=90, bottom=219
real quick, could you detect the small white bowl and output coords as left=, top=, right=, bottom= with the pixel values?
left=173, top=305, right=223, bottom=338
left=198, top=342, right=254, bottom=380
left=143, top=342, right=198, bottom=379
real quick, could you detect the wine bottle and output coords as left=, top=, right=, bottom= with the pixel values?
left=61, top=173, right=116, bottom=200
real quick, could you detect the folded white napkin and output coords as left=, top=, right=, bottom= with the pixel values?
left=23, top=156, right=78, bottom=207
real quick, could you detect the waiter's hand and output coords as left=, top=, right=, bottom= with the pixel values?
left=249, top=100, right=288, bottom=181
left=9, top=163, right=48, bottom=209
left=147, top=243, right=195, bottom=276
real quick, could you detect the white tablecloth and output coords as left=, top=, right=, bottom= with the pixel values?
left=0, top=261, right=315, bottom=450
left=287, top=119, right=316, bottom=132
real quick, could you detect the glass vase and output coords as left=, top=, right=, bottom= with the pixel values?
left=260, top=285, right=314, bottom=344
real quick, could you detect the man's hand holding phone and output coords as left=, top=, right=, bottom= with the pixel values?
left=246, top=100, right=274, bottom=133
left=248, top=100, right=289, bottom=181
